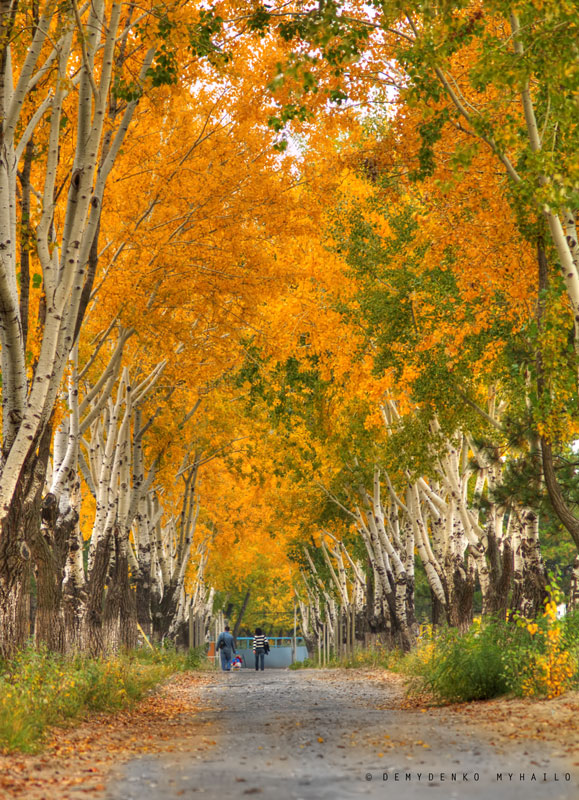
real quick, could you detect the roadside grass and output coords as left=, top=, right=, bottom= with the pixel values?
left=406, top=597, right=579, bottom=703
left=0, top=644, right=202, bottom=754
left=292, top=600, right=579, bottom=704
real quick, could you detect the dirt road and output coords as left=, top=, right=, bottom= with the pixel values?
left=104, top=669, right=577, bottom=800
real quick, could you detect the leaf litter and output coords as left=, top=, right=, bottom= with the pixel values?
left=0, top=672, right=211, bottom=800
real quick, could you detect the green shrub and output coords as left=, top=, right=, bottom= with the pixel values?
left=562, top=608, right=579, bottom=654
left=409, top=619, right=515, bottom=702
left=184, top=647, right=205, bottom=670
left=406, top=602, right=579, bottom=703
left=501, top=598, right=579, bottom=698
left=562, top=609, right=579, bottom=689
left=289, top=657, right=314, bottom=670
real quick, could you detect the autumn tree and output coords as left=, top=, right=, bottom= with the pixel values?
left=210, top=0, right=579, bottom=551
left=0, top=0, right=188, bottom=655
left=0, top=0, right=328, bottom=656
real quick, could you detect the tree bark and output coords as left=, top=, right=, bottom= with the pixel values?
left=485, top=531, right=513, bottom=616
left=536, top=238, right=579, bottom=551
left=431, top=589, right=444, bottom=627
left=233, top=589, right=250, bottom=640
left=102, top=528, right=137, bottom=653
left=510, top=508, right=546, bottom=617
left=569, top=556, right=579, bottom=611
left=446, top=556, right=475, bottom=632
left=83, top=530, right=112, bottom=656
left=0, top=427, right=49, bottom=657
left=30, top=492, right=71, bottom=653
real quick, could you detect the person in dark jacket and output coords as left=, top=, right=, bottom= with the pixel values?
left=216, top=625, right=236, bottom=671
left=252, top=627, right=269, bottom=672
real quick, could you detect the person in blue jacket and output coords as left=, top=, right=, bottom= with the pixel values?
left=216, top=625, right=236, bottom=671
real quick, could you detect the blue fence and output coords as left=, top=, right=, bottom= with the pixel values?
left=213, top=636, right=308, bottom=668
left=235, top=636, right=304, bottom=648
left=236, top=645, right=309, bottom=668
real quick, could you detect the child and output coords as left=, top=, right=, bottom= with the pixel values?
left=231, top=655, right=243, bottom=670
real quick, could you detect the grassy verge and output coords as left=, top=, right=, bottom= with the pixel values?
left=292, top=597, right=579, bottom=704
left=0, top=644, right=203, bottom=754
left=405, top=605, right=579, bottom=703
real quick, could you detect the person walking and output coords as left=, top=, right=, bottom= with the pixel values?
left=252, top=627, right=269, bottom=672
left=216, top=625, right=236, bottom=671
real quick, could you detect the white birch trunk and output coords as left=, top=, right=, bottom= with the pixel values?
left=0, top=3, right=154, bottom=523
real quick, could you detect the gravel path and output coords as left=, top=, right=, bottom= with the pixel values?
left=105, top=669, right=577, bottom=800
